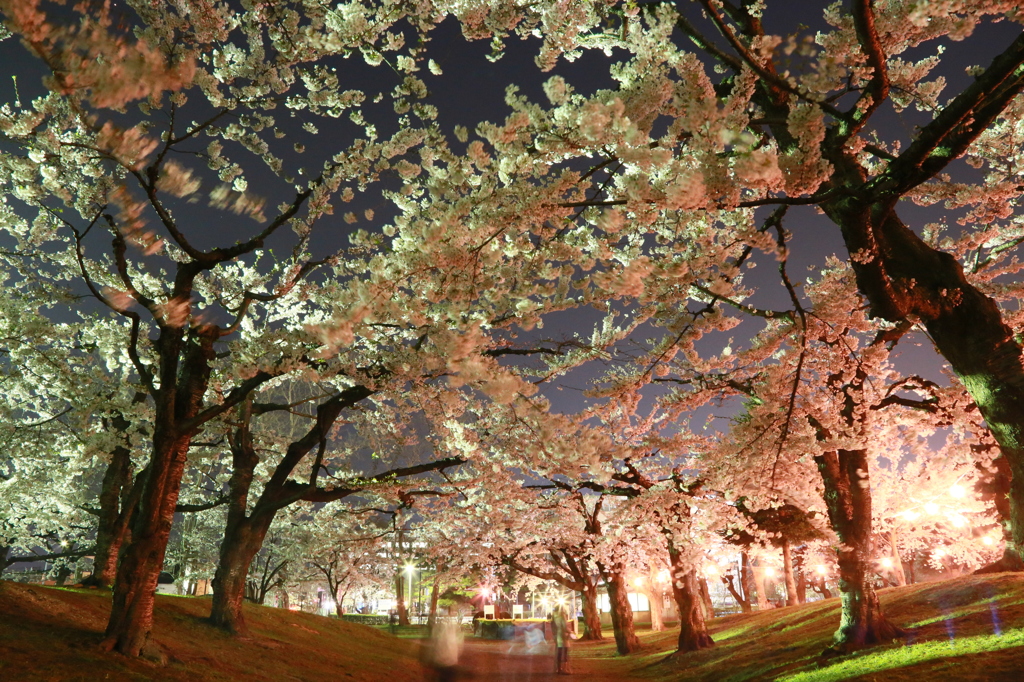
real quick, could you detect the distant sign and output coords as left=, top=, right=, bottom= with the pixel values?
left=512, top=604, right=524, bottom=617
left=483, top=604, right=495, bottom=618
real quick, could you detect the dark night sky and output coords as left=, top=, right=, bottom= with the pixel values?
left=1, top=2, right=1022, bottom=431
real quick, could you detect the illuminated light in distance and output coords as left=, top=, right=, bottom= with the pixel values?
left=925, top=502, right=940, bottom=515
left=983, top=536, right=995, bottom=546
left=880, top=557, right=893, bottom=569
left=815, top=565, right=827, bottom=576
left=656, top=570, right=670, bottom=583
left=949, top=484, right=966, bottom=499
left=763, top=567, right=776, bottom=578
left=933, top=548, right=945, bottom=558
left=952, top=515, right=967, bottom=528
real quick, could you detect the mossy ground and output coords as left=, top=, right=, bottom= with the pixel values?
left=3, top=573, right=1024, bottom=681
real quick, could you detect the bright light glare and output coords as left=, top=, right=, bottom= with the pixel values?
left=934, top=548, right=945, bottom=558
left=815, top=565, right=827, bottom=576
left=403, top=564, right=416, bottom=574
left=763, top=567, right=776, bottom=578
left=656, top=570, right=670, bottom=583
left=704, top=564, right=719, bottom=576
left=633, top=576, right=645, bottom=587
left=880, top=557, right=893, bottom=569
left=479, top=587, right=491, bottom=598
left=983, top=536, right=995, bottom=546
left=950, top=484, right=966, bottom=499
left=952, top=515, right=967, bottom=528
left=904, top=511, right=920, bottom=522
left=925, top=502, right=940, bottom=514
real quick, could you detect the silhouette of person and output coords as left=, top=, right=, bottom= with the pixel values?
left=425, top=616, right=463, bottom=682
left=550, top=608, right=571, bottom=675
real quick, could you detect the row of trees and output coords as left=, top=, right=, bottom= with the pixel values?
left=2, top=0, right=1024, bottom=661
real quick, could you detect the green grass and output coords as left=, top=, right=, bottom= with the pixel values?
left=780, top=627, right=1024, bottom=682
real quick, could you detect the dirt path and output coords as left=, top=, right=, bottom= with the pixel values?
left=450, top=638, right=628, bottom=681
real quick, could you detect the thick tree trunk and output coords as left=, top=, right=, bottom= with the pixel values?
left=84, top=445, right=135, bottom=589
left=602, top=568, right=641, bottom=654
left=209, top=515, right=273, bottom=635
left=826, top=189, right=1024, bottom=572
left=102, top=432, right=192, bottom=657
left=579, top=585, right=603, bottom=640
left=671, top=567, right=715, bottom=654
left=816, top=449, right=904, bottom=654
left=782, top=540, right=800, bottom=606
left=210, top=405, right=273, bottom=636
left=666, top=547, right=713, bottom=654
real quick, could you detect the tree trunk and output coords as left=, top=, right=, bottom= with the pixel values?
left=670, top=566, right=714, bottom=654
left=84, top=445, right=136, bottom=589
left=335, top=589, right=347, bottom=618
left=643, top=585, right=664, bottom=632
left=825, top=188, right=1024, bottom=572
left=579, top=585, right=603, bottom=640
left=794, top=548, right=808, bottom=604
left=740, top=552, right=755, bottom=608
left=816, top=449, right=904, bottom=654
left=889, top=530, right=907, bottom=586
left=210, top=406, right=273, bottom=636
left=102, top=429, right=193, bottom=657
left=722, top=573, right=751, bottom=613
left=752, top=564, right=770, bottom=610
left=396, top=572, right=409, bottom=626
left=697, top=577, right=714, bottom=620
left=209, top=515, right=273, bottom=635
left=782, top=540, right=800, bottom=605
left=666, top=543, right=714, bottom=654
left=602, top=569, right=641, bottom=654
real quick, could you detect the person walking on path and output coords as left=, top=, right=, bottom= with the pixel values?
left=551, top=608, right=571, bottom=675
left=424, top=616, right=464, bottom=682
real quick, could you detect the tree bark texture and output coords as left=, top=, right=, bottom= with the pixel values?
left=579, top=586, right=603, bottom=641
left=209, top=515, right=273, bottom=634
left=102, top=431, right=193, bottom=656
left=816, top=449, right=904, bottom=652
left=666, top=547, right=713, bottom=654
left=85, top=443, right=136, bottom=588
left=602, top=568, right=641, bottom=655
left=782, top=540, right=800, bottom=606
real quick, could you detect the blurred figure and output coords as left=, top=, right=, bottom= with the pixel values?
left=425, top=616, right=463, bottom=682
left=550, top=608, right=571, bottom=675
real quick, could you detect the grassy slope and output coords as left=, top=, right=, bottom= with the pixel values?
left=0, top=580, right=427, bottom=682
left=3, top=573, right=1024, bottom=681
left=580, top=572, right=1024, bottom=682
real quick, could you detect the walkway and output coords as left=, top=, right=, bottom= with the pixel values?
left=451, top=637, right=629, bottom=681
